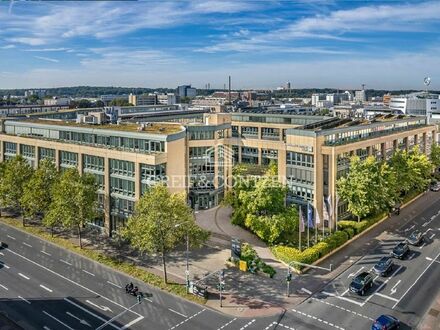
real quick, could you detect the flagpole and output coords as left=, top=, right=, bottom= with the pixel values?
left=299, top=206, right=302, bottom=251
left=315, top=207, right=317, bottom=244
left=307, top=203, right=310, bottom=248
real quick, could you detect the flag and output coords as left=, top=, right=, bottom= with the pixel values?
left=327, top=195, right=333, bottom=217
left=307, top=203, right=314, bottom=228
left=316, top=207, right=321, bottom=224
left=323, top=195, right=329, bottom=222
left=299, top=206, right=305, bottom=233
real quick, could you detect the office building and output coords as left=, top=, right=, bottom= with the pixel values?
left=0, top=110, right=435, bottom=234
left=311, top=93, right=326, bottom=106
left=176, top=85, right=197, bottom=98
left=354, top=90, right=367, bottom=103
left=389, top=93, right=440, bottom=117
left=128, top=93, right=157, bottom=106
left=44, top=97, right=71, bottom=106
left=156, top=93, right=177, bottom=105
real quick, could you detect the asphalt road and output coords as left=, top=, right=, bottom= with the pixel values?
left=0, top=192, right=439, bottom=330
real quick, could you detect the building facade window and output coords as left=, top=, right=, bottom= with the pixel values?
left=83, top=154, right=105, bottom=172
left=110, top=159, right=135, bottom=177
left=261, top=127, right=280, bottom=140
left=241, top=126, right=259, bottom=138
left=39, top=147, right=55, bottom=162
left=286, top=151, right=314, bottom=167
left=110, top=177, right=135, bottom=197
left=60, top=151, right=78, bottom=167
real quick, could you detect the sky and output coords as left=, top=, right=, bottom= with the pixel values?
left=0, top=0, right=440, bottom=90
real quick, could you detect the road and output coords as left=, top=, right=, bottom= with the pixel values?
left=0, top=192, right=439, bottom=329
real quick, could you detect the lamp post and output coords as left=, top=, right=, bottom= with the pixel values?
left=175, top=223, right=190, bottom=293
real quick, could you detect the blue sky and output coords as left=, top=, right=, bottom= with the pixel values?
left=0, top=0, right=440, bottom=90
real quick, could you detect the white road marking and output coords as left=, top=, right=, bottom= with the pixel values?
left=18, top=272, right=30, bottom=280
left=374, top=292, right=399, bottom=302
left=64, top=298, right=120, bottom=330
left=429, top=233, right=436, bottom=239
left=41, top=250, right=51, bottom=256
left=66, top=311, right=92, bottom=327
left=0, top=252, right=3, bottom=255
left=106, top=280, right=122, bottom=289
left=40, top=284, right=53, bottom=293
left=321, top=291, right=364, bottom=306
left=311, top=298, right=374, bottom=321
left=390, top=280, right=401, bottom=294
left=7, top=235, right=15, bottom=240
left=217, top=318, right=237, bottom=330
left=408, top=252, right=416, bottom=260
left=0, top=284, right=8, bottom=291
left=23, top=242, right=32, bottom=248
left=6, top=248, right=144, bottom=323
left=239, top=319, right=256, bottom=330
left=18, top=296, right=31, bottom=304
left=364, top=265, right=402, bottom=304
left=121, top=315, right=144, bottom=330
left=0, top=261, right=10, bottom=269
left=169, top=309, right=206, bottom=330
left=60, top=259, right=72, bottom=266
left=292, top=309, right=345, bottom=330
left=42, top=311, right=75, bottom=330
left=340, top=289, right=349, bottom=297
left=43, top=326, right=50, bottom=330
left=405, top=225, right=415, bottom=232
left=347, top=266, right=364, bottom=278
left=419, top=243, right=426, bottom=249
left=422, top=222, right=428, bottom=227
left=168, top=308, right=187, bottom=318
left=82, top=269, right=95, bottom=276
left=301, top=288, right=312, bottom=295
left=425, top=256, right=440, bottom=264
left=393, top=251, right=440, bottom=309
left=86, top=299, right=113, bottom=312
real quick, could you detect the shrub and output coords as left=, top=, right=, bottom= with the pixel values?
left=343, top=227, right=355, bottom=239
left=337, top=220, right=370, bottom=234
left=261, top=264, right=276, bottom=278
left=325, top=230, right=349, bottom=249
left=240, top=242, right=258, bottom=264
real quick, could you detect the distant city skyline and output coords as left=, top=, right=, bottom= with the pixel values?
left=0, top=0, right=440, bottom=90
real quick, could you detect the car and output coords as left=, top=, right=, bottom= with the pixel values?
left=372, top=314, right=400, bottom=330
left=407, top=230, right=425, bottom=246
left=391, top=242, right=409, bottom=259
left=373, top=257, right=394, bottom=276
left=430, top=183, right=440, bottom=192
left=349, top=272, right=374, bottom=295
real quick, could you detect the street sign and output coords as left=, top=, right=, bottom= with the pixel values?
left=239, top=260, right=247, bottom=272
left=231, top=238, right=241, bottom=259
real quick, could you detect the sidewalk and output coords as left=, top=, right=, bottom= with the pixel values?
left=417, top=290, right=440, bottom=330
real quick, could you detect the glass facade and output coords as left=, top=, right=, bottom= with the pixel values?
left=110, top=159, right=135, bottom=177
left=241, top=147, right=258, bottom=164
left=60, top=151, right=78, bottom=168
left=39, top=147, right=55, bottom=163
left=286, top=151, right=315, bottom=203
left=4, top=141, right=17, bottom=159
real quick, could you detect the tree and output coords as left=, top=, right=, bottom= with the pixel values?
left=121, top=185, right=208, bottom=283
left=431, top=142, right=440, bottom=171
left=44, top=169, right=97, bottom=247
left=337, top=156, right=380, bottom=222
left=95, top=100, right=105, bottom=107
left=389, top=150, right=412, bottom=195
left=21, top=159, right=58, bottom=223
left=0, top=156, right=33, bottom=224
left=110, top=98, right=132, bottom=106
left=406, top=146, right=431, bottom=191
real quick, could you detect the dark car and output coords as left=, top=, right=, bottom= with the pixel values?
left=372, top=314, right=400, bottom=330
left=349, top=272, right=374, bottom=296
left=430, top=183, right=440, bottom=192
left=407, top=230, right=425, bottom=246
left=373, top=257, right=394, bottom=276
left=391, top=242, right=410, bottom=259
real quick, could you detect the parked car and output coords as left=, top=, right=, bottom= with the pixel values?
left=407, top=230, right=425, bottom=246
left=349, top=272, right=374, bottom=296
left=372, top=315, right=400, bottom=330
left=373, top=257, right=394, bottom=276
left=430, top=182, right=440, bottom=192
left=391, top=242, right=410, bottom=259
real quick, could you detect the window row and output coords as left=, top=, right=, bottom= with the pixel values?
left=110, top=177, right=135, bottom=197
left=110, top=159, right=135, bottom=177
left=286, top=152, right=314, bottom=167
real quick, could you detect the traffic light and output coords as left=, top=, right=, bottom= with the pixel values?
left=286, top=273, right=292, bottom=282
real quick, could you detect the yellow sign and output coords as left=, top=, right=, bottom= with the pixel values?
left=239, top=260, right=247, bottom=272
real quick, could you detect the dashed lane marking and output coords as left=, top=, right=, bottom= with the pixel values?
left=60, top=259, right=72, bottom=266
left=106, top=280, right=122, bottom=289
left=429, top=233, right=436, bottom=239
left=0, top=284, right=8, bottom=291
left=239, top=319, right=256, bottom=330
left=41, top=250, right=51, bottom=256
left=169, top=309, right=206, bottom=330
left=43, top=326, right=51, bottom=330
left=216, top=317, right=237, bottom=330
left=0, top=261, right=10, bottom=269
left=264, top=321, right=295, bottom=330
left=292, top=309, right=345, bottom=330
left=301, top=288, right=312, bottom=295
left=18, top=296, right=31, bottom=304
left=23, top=242, right=32, bottom=248
left=168, top=308, right=187, bottom=318
left=40, top=284, right=53, bottom=293
left=82, top=269, right=95, bottom=276
left=43, top=311, right=74, bottom=330
left=7, top=235, right=15, bottom=240
left=311, top=298, right=374, bottom=321
left=321, top=291, right=364, bottom=307
left=18, top=272, right=30, bottom=280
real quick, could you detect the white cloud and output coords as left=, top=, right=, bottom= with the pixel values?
left=8, top=37, right=46, bottom=46
left=25, top=48, right=71, bottom=52
left=34, top=56, right=59, bottom=63
left=1, top=44, right=16, bottom=49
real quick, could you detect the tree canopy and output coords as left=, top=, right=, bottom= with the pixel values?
left=121, top=185, right=208, bottom=283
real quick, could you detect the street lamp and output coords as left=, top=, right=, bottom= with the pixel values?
left=175, top=223, right=190, bottom=293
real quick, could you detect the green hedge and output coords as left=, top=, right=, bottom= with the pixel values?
left=338, top=220, right=370, bottom=234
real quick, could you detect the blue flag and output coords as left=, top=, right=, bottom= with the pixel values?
left=307, top=203, right=314, bottom=228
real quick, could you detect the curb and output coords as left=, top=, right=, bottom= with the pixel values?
left=281, top=192, right=424, bottom=275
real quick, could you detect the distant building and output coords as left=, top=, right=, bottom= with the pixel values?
left=316, top=100, right=333, bottom=109
left=25, top=89, right=46, bottom=98
left=311, top=93, right=326, bottom=106
left=354, top=90, right=367, bottom=103
left=128, top=93, right=157, bottom=106
left=156, top=93, right=177, bottom=105
left=389, top=93, right=440, bottom=117
left=383, top=93, right=391, bottom=106
left=176, top=85, right=197, bottom=98
left=100, top=94, right=129, bottom=104
left=44, top=97, right=70, bottom=106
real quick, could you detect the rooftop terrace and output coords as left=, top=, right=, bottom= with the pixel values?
left=16, top=119, right=184, bottom=135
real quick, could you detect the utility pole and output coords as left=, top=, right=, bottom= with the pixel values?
left=219, top=269, right=225, bottom=307
left=286, top=268, right=292, bottom=297
left=185, top=231, right=190, bottom=293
